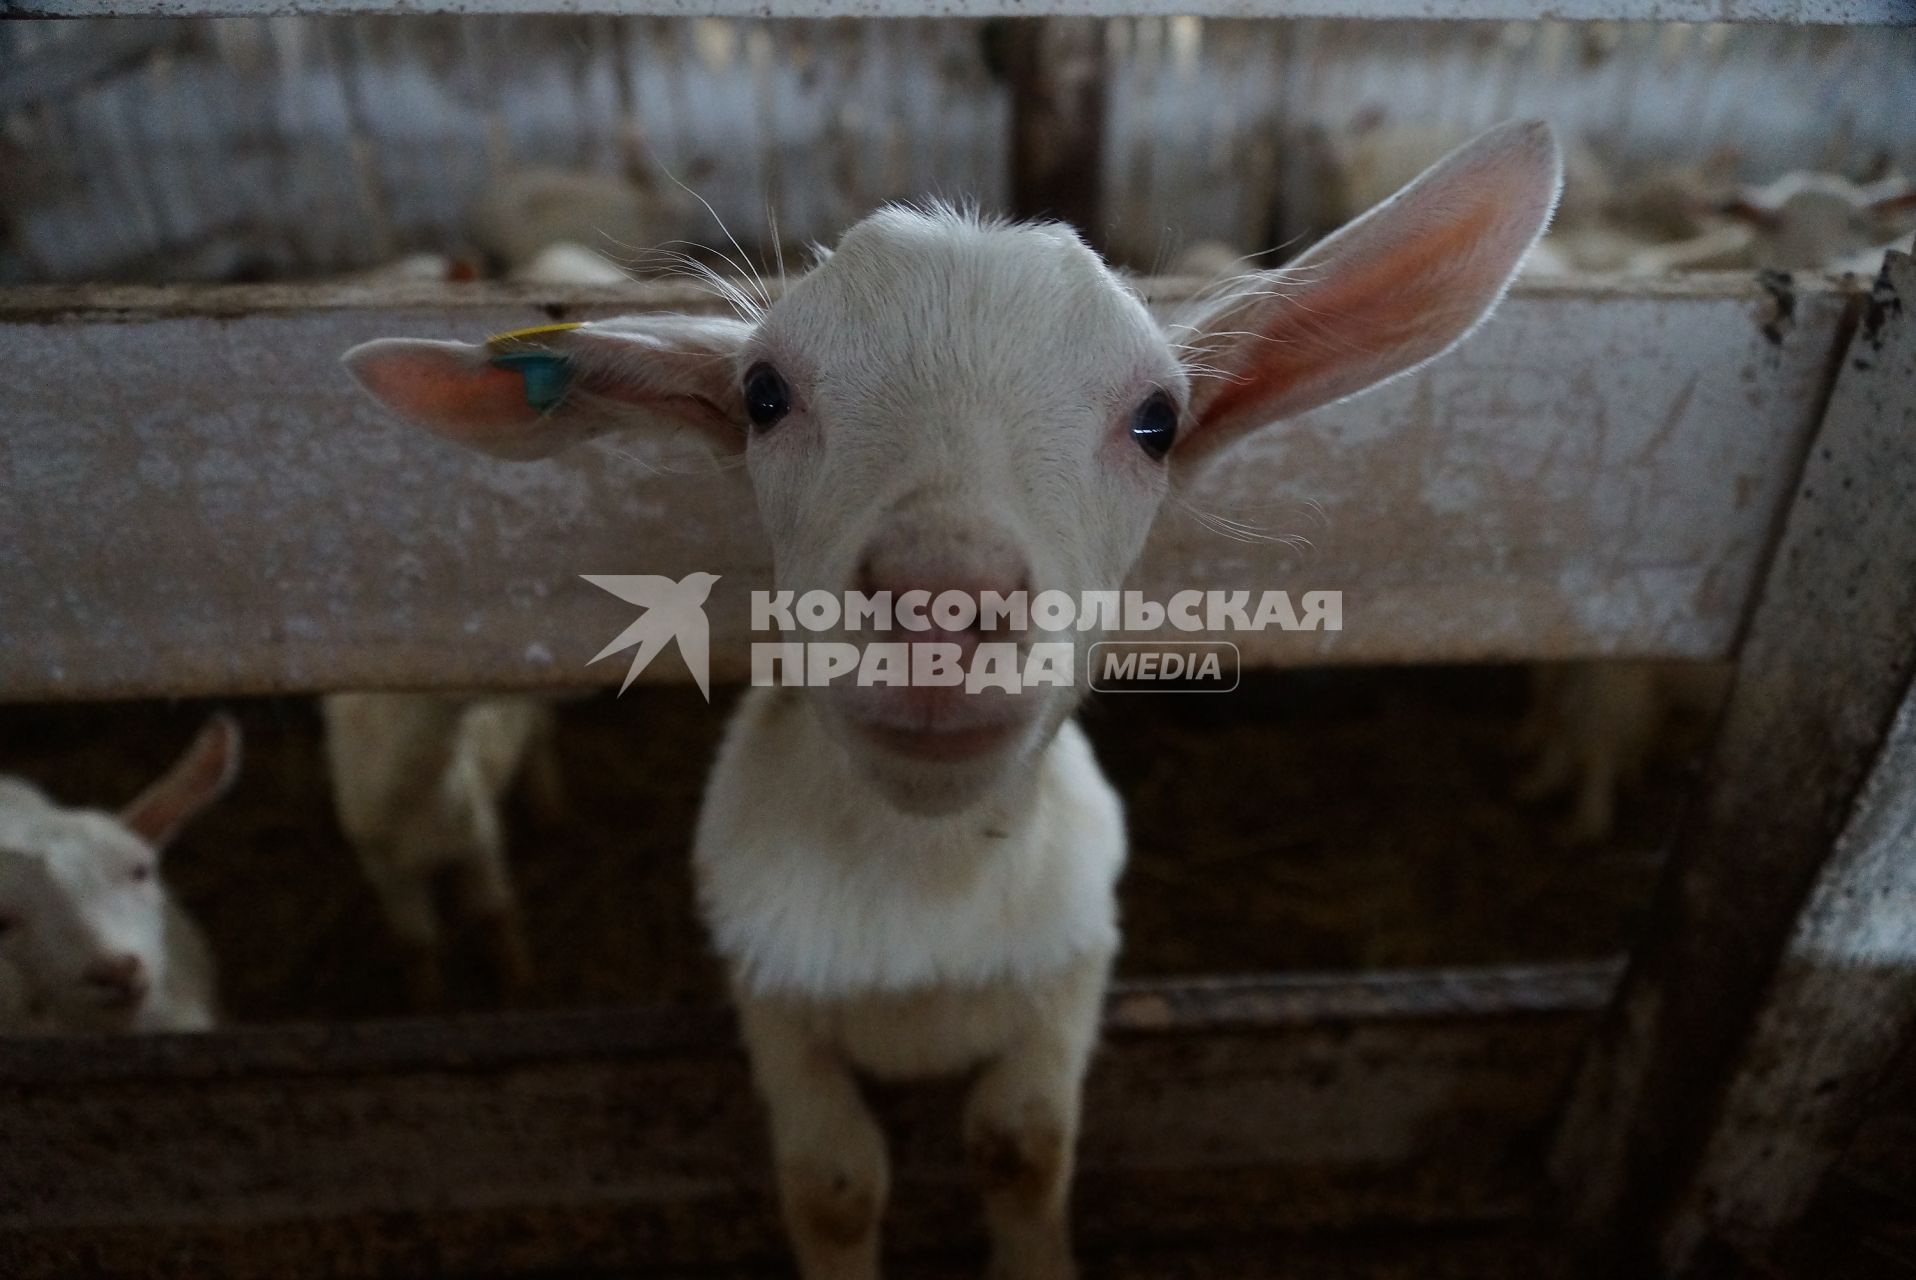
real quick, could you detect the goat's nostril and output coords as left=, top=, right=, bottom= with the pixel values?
left=855, top=521, right=1035, bottom=642
left=859, top=574, right=1032, bottom=633
left=857, top=557, right=1032, bottom=609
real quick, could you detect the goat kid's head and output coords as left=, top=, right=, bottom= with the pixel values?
left=0, top=716, right=238, bottom=1030
left=348, top=123, right=1560, bottom=815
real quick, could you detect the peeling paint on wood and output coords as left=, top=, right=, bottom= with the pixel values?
left=0, top=275, right=1857, bottom=699
left=1550, top=253, right=1916, bottom=1275
left=1665, top=676, right=1916, bottom=1273
left=1654, top=257, right=1916, bottom=1274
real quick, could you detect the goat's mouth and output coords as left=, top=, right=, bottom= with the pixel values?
left=831, top=684, right=1036, bottom=764
left=86, top=989, right=145, bottom=1014
left=81, top=980, right=149, bottom=1014
left=853, top=718, right=1023, bottom=762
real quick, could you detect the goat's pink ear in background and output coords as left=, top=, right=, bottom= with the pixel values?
left=121, top=714, right=242, bottom=852
left=1171, top=120, right=1563, bottom=472
left=1870, top=190, right=1916, bottom=222
left=343, top=316, right=755, bottom=461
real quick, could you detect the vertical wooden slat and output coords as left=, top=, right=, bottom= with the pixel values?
left=1550, top=255, right=1916, bottom=1275
left=1656, top=257, right=1916, bottom=1275
left=1666, top=675, right=1916, bottom=1274
left=1005, top=17, right=1107, bottom=246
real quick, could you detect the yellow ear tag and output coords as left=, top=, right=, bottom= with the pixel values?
left=486, top=321, right=586, bottom=350
left=486, top=323, right=585, bottom=411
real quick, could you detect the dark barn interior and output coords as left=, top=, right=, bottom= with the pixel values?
left=1, top=6, right=1913, bottom=1278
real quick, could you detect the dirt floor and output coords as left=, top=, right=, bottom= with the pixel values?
left=0, top=665, right=1703, bottom=1025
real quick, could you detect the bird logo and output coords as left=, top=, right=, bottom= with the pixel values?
left=582, top=572, right=721, bottom=700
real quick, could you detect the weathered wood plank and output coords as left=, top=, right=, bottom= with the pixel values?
left=1666, top=674, right=1916, bottom=1273
left=5, top=0, right=1910, bottom=23
left=1758, top=1040, right=1916, bottom=1280
left=0, top=964, right=1616, bottom=1278
left=1550, top=255, right=1916, bottom=1273
left=1004, top=18, right=1108, bottom=244
left=1659, top=257, right=1916, bottom=1274
left=0, top=275, right=1851, bottom=699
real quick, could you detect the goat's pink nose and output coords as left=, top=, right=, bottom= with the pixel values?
left=858, top=555, right=1032, bottom=648
left=858, top=523, right=1031, bottom=616
left=83, top=953, right=149, bottom=1004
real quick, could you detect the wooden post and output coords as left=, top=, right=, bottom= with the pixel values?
left=1003, top=18, right=1108, bottom=248
left=1668, top=676, right=1916, bottom=1275
left=1550, top=255, right=1916, bottom=1275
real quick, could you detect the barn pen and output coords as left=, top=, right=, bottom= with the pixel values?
left=1, top=5, right=1913, bottom=1278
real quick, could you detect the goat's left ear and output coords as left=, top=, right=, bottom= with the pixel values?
left=1170, top=120, right=1561, bottom=472
left=344, top=315, right=753, bottom=461
left=121, top=714, right=242, bottom=851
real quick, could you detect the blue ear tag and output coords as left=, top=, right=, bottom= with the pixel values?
left=486, top=321, right=585, bottom=412
left=489, top=351, right=574, bottom=412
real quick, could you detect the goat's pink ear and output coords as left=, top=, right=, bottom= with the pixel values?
left=343, top=339, right=546, bottom=456
left=343, top=315, right=754, bottom=461
left=121, top=714, right=242, bottom=852
left=1870, top=191, right=1916, bottom=222
left=1171, top=121, right=1562, bottom=471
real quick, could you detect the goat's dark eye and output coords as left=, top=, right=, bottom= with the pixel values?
left=129, top=864, right=154, bottom=884
left=743, top=362, right=792, bottom=431
left=1130, top=389, right=1179, bottom=460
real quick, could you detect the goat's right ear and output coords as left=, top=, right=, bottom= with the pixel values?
left=343, top=315, right=754, bottom=461
left=121, top=714, right=242, bottom=852
left=1169, top=121, right=1561, bottom=473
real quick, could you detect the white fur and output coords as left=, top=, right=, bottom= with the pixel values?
left=510, top=241, right=633, bottom=285
left=696, top=689, right=1124, bottom=998
left=0, top=779, right=219, bottom=1035
left=345, top=121, right=1562, bottom=1279
left=1522, top=166, right=1916, bottom=279
left=473, top=168, right=683, bottom=274
left=321, top=693, right=556, bottom=998
left=1730, top=173, right=1916, bottom=273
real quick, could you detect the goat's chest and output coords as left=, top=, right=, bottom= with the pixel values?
left=693, top=712, right=1126, bottom=1000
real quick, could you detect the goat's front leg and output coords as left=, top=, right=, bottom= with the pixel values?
left=963, top=956, right=1107, bottom=1280
left=455, top=833, right=532, bottom=997
left=738, top=995, right=890, bottom=1280
left=366, top=863, right=444, bottom=1009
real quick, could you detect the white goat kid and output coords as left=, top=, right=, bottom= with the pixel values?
left=0, top=715, right=238, bottom=1035
left=345, top=122, right=1561, bottom=1280
left=321, top=692, right=558, bottom=1006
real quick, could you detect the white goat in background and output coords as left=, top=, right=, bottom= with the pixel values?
left=321, top=693, right=559, bottom=1007
left=0, top=715, right=239, bottom=1035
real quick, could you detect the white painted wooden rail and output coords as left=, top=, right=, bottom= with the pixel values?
left=0, top=273, right=1855, bottom=700
left=5, top=0, right=1911, bottom=21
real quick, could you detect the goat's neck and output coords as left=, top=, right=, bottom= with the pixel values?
left=784, top=690, right=1052, bottom=872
